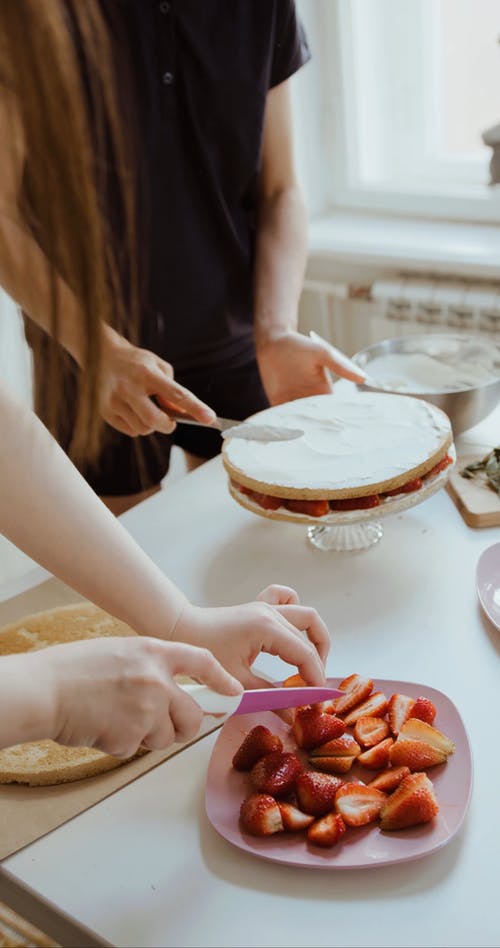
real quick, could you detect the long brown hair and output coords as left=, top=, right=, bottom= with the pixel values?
left=0, top=0, right=137, bottom=462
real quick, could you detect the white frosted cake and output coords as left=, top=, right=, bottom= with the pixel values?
left=222, top=391, right=454, bottom=520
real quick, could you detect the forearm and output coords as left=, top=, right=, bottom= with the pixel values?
left=253, top=186, right=308, bottom=346
left=0, top=652, right=56, bottom=748
left=0, top=384, right=187, bottom=638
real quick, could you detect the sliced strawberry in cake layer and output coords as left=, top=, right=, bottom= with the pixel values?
left=379, top=772, right=439, bottom=831
left=232, top=725, right=283, bottom=772
left=334, top=783, right=386, bottom=827
left=307, top=812, right=347, bottom=848
left=240, top=793, right=284, bottom=836
left=285, top=498, right=331, bottom=517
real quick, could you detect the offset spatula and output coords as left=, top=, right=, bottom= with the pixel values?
left=167, top=410, right=303, bottom=443
left=181, top=683, right=343, bottom=716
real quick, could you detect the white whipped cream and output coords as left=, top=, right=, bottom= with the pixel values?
left=364, top=351, right=499, bottom=394
left=223, top=391, right=451, bottom=491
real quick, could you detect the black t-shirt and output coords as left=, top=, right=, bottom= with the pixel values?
left=105, top=0, right=311, bottom=372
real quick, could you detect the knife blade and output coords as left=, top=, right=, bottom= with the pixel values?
left=181, top=683, right=343, bottom=716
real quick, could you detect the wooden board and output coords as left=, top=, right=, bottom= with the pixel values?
left=447, top=453, right=500, bottom=528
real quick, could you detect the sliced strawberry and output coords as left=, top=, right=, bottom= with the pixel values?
left=330, top=495, right=380, bottom=511
left=282, top=673, right=307, bottom=688
left=240, top=793, right=284, bottom=836
left=398, top=718, right=455, bottom=755
left=309, top=734, right=361, bottom=758
left=310, top=755, right=357, bottom=774
left=331, top=674, right=373, bottom=716
left=389, top=739, right=448, bottom=771
left=285, top=498, right=330, bottom=517
left=278, top=801, right=315, bottom=832
left=254, top=490, right=283, bottom=510
left=357, top=737, right=394, bottom=770
left=232, top=725, right=283, bottom=772
left=410, top=696, right=437, bottom=725
left=292, top=707, right=345, bottom=749
left=307, top=812, right=346, bottom=848
left=368, top=766, right=411, bottom=793
left=354, top=715, right=390, bottom=748
left=382, top=477, right=422, bottom=497
left=380, top=772, right=439, bottom=831
left=334, top=783, right=386, bottom=827
left=387, top=693, right=415, bottom=736
left=423, top=454, right=453, bottom=480
left=343, top=692, right=388, bottom=726
left=250, top=751, right=302, bottom=797
left=295, top=770, right=344, bottom=816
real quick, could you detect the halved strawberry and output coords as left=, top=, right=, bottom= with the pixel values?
left=285, top=498, right=330, bottom=517
left=354, top=715, right=390, bottom=748
left=343, top=692, right=388, bottom=726
left=232, top=725, right=284, bottom=771
left=387, top=693, right=415, bottom=735
left=307, top=812, right=346, bottom=848
left=295, top=770, right=344, bottom=816
left=278, top=802, right=315, bottom=832
left=310, top=755, right=357, bottom=774
left=368, top=766, right=411, bottom=793
left=398, top=718, right=455, bottom=755
left=240, top=793, right=284, bottom=836
left=357, top=737, right=394, bottom=771
left=389, top=740, right=447, bottom=771
left=410, top=696, right=437, bottom=725
left=292, top=707, right=345, bottom=749
left=379, top=772, right=439, bottom=831
left=331, top=674, right=373, bottom=716
left=334, top=783, right=386, bottom=827
left=282, top=673, right=307, bottom=688
left=250, top=751, right=303, bottom=797
left=309, top=734, right=361, bottom=758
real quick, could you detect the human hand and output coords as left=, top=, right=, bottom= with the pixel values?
left=33, top=636, right=242, bottom=758
left=99, top=328, right=216, bottom=437
left=256, top=330, right=365, bottom=405
left=172, top=584, right=330, bottom=691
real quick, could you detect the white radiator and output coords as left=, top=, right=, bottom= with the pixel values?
left=299, top=274, right=500, bottom=356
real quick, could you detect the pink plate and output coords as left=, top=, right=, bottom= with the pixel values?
left=205, top=678, right=473, bottom=869
left=476, top=542, right=500, bottom=632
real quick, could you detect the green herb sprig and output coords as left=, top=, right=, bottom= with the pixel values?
left=460, top=447, right=500, bottom=497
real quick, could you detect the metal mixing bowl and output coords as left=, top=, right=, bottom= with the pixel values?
left=351, top=333, right=500, bottom=435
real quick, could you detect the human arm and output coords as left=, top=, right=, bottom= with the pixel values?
left=253, top=80, right=365, bottom=404
left=0, top=88, right=215, bottom=436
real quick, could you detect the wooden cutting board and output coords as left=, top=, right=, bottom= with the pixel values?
left=447, top=453, right=500, bottom=528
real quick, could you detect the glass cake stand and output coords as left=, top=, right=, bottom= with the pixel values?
left=228, top=451, right=455, bottom=553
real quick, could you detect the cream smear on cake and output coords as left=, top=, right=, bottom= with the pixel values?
left=224, top=392, right=451, bottom=491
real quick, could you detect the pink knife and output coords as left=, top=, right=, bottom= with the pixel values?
left=181, top=683, right=342, bottom=716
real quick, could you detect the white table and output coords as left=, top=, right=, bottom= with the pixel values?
left=1, top=407, right=499, bottom=948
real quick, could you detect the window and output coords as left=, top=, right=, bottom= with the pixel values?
left=309, top=0, right=500, bottom=222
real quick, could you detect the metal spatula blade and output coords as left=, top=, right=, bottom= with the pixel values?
left=168, top=411, right=303, bottom=443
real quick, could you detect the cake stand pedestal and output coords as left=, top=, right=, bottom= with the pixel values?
left=307, top=520, right=384, bottom=552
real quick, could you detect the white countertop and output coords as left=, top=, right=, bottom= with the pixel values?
left=2, top=406, right=500, bottom=948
